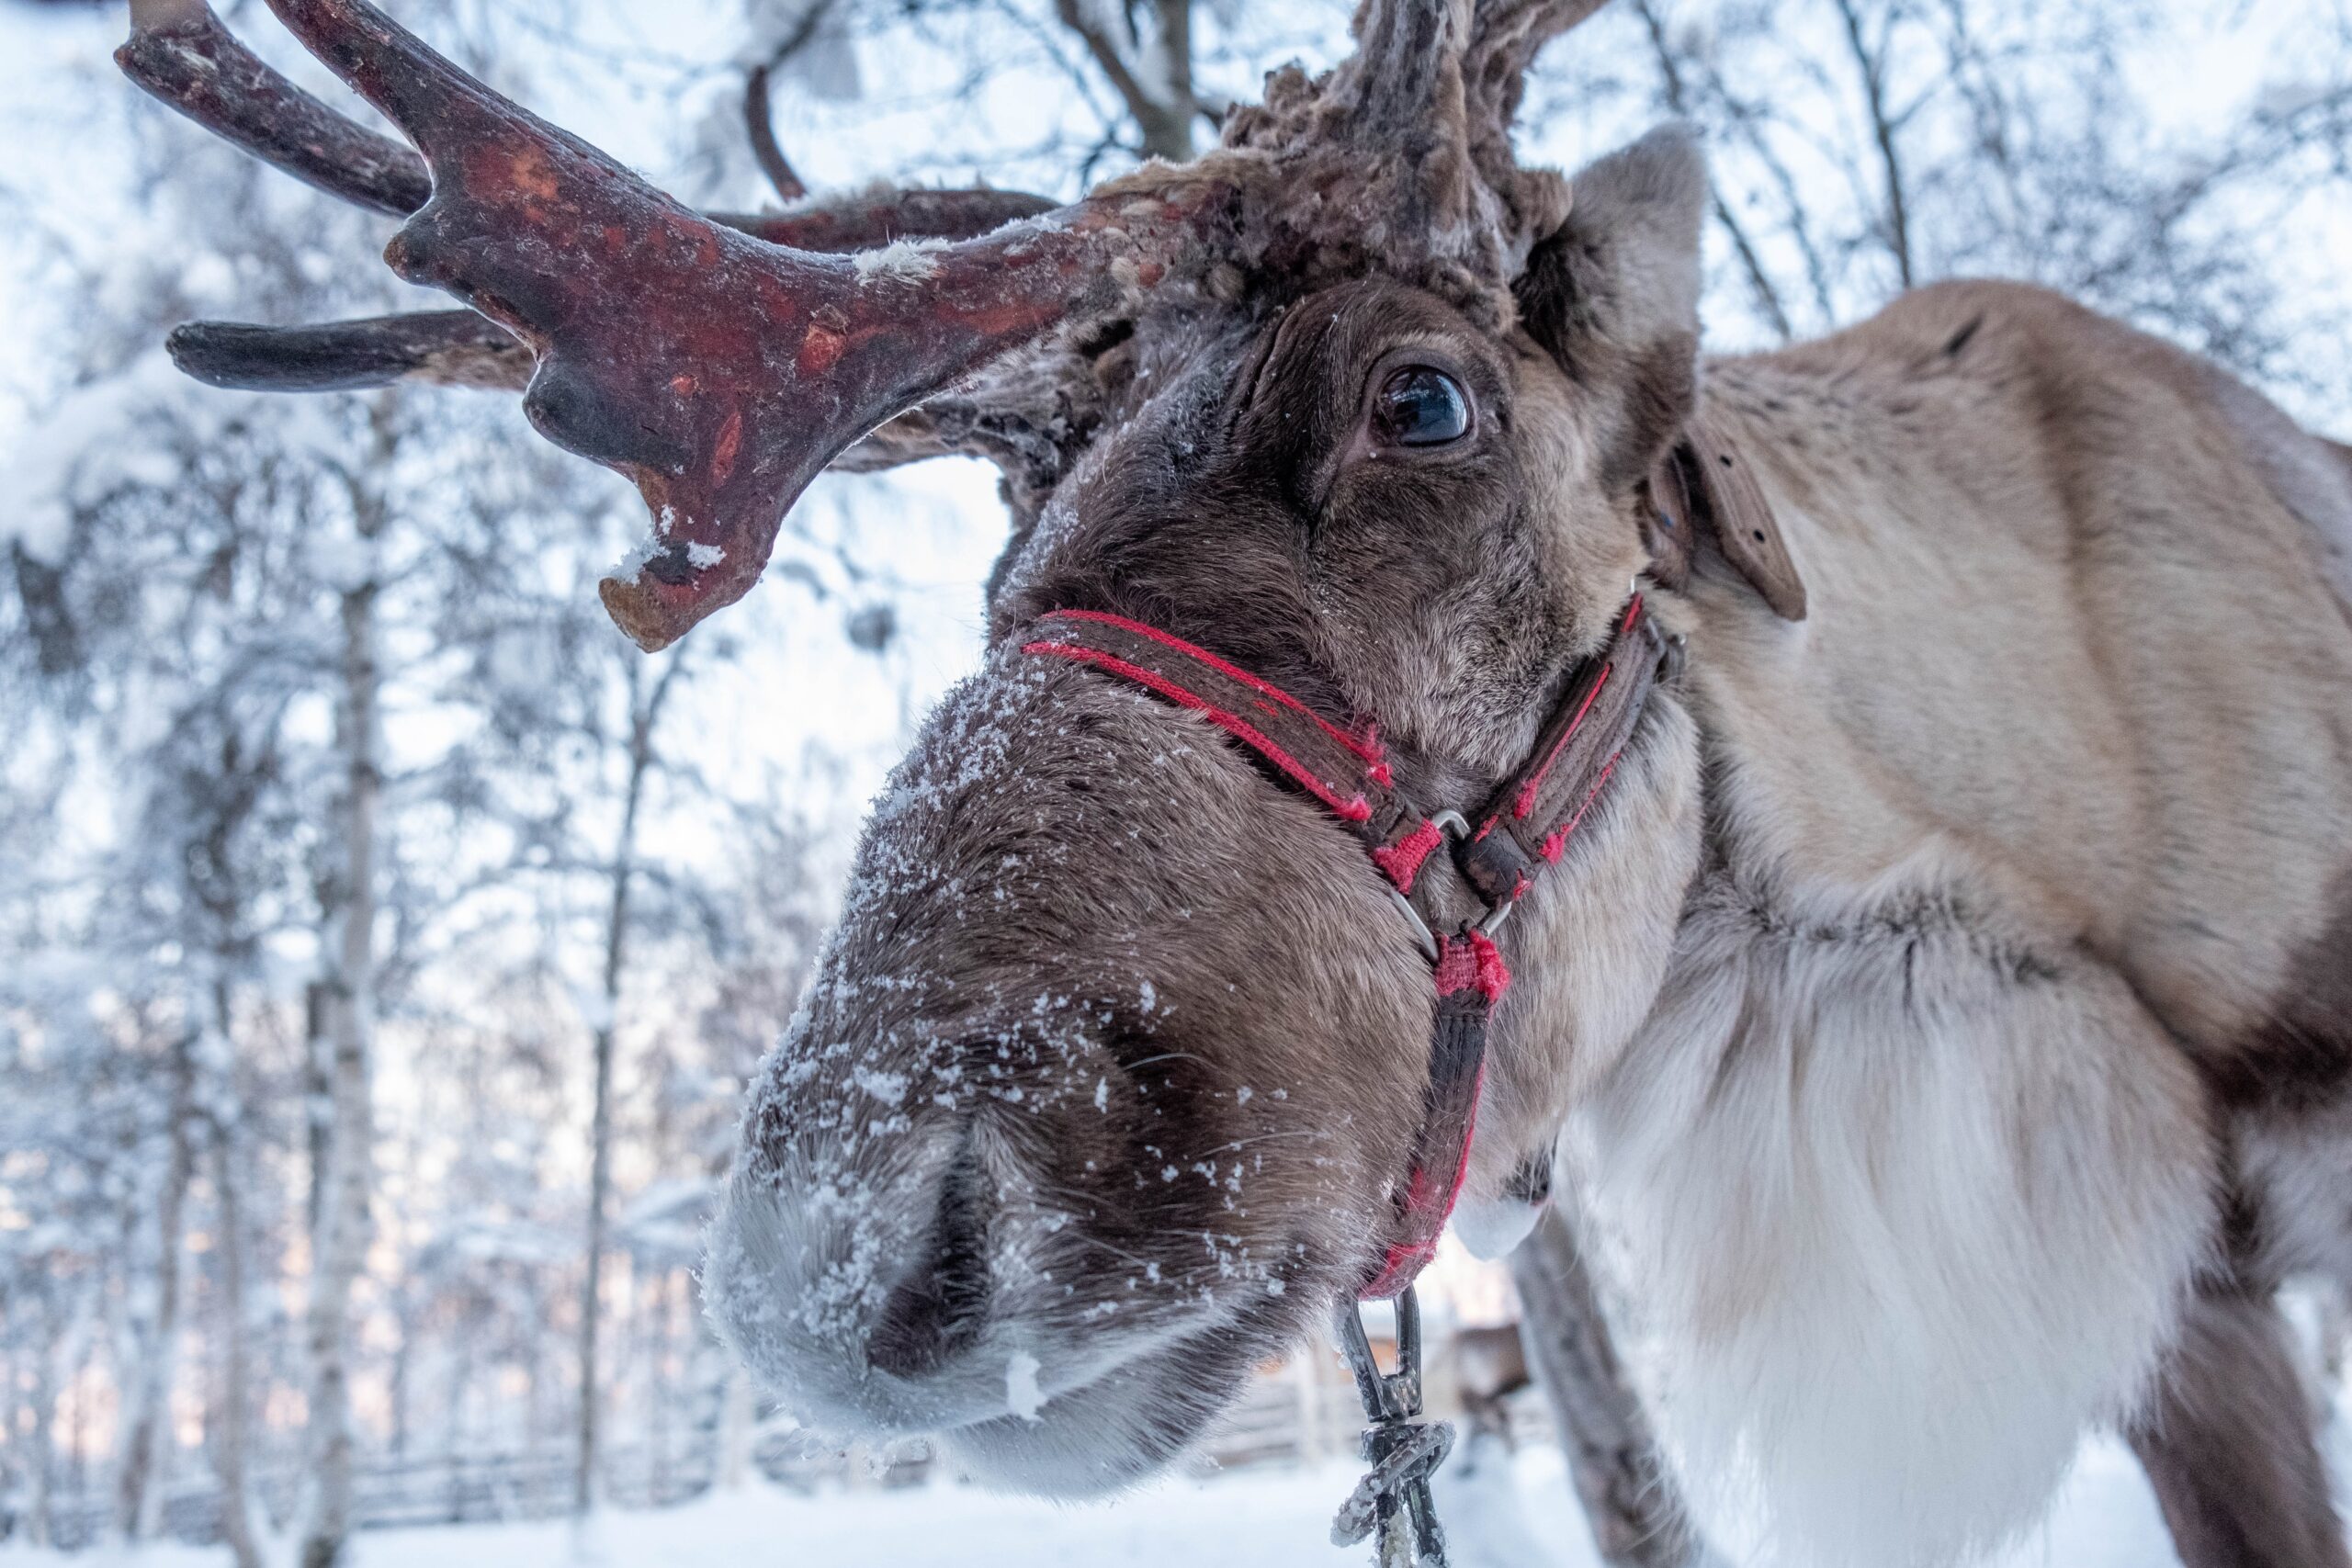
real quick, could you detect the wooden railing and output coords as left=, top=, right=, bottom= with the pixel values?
left=0, top=1349, right=1555, bottom=1550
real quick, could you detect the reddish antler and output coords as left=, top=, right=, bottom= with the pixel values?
left=118, top=3, right=1062, bottom=407
left=156, top=189, right=1063, bottom=398
left=119, top=0, right=428, bottom=216
left=162, top=184, right=1063, bottom=399
left=122, top=0, right=1613, bottom=648
left=122, top=0, right=1228, bottom=650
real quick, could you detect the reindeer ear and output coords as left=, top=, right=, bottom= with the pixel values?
left=1513, top=124, right=1707, bottom=494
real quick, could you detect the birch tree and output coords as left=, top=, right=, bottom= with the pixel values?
left=574, top=646, right=695, bottom=1513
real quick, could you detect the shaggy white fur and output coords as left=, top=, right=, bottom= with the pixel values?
left=1575, top=847, right=2213, bottom=1568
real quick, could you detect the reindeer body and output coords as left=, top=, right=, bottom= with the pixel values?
left=118, top=3, right=2352, bottom=1563
left=1516, top=278, right=2352, bottom=1565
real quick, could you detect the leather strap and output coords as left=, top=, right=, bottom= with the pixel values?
left=1452, top=598, right=1671, bottom=908
left=1022, top=595, right=1677, bottom=1299
left=1014, top=608, right=1430, bottom=863
left=1013, top=418, right=1785, bottom=1298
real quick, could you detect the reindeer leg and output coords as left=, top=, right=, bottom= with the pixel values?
left=2128, top=1288, right=2352, bottom=1568
left=1511, top=1205, right=1719, bottom=1568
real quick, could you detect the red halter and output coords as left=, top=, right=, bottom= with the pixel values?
left=1022, top=595, right=1674, bottom=1298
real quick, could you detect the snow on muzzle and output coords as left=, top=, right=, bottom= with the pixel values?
left=701, top=654, right=1435, bottom=1494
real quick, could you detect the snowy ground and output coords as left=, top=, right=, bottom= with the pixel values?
left=6, top=1434, right=2188, bottom=1568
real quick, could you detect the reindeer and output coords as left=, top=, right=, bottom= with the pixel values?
left=1451, top=1324, right=1532, bottom=1446
left=118, top=0, right=2352, bottom=1563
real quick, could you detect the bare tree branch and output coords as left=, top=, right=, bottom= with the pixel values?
left=1629, top=0, right=1793, bottom=341
left=1051, top=0, right=1194, bottom=162
left=1831, top=0, right=1916, bottom=288
left=742, top=62, right=808, bottom=202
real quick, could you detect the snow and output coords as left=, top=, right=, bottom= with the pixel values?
left=608, top=536, right=662, bottom=587
left=0, top=1436, right=2194, bottom=1568
left=851, top=238, right=950, bottom=283
left=851, top=1066, right=909, bottom=1105
left=5, top=352, right=204, bottom=566
left=1005, top=1350, right=1045, bottom=1422
left=4, top=341, right=362, bottom=569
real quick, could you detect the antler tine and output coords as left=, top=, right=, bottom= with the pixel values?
left=1463, top=0, right=1611, bottom=138
left=1321, top=0, right=1607, bottom=284
left=196, top=0, right=1227, bottom=651
left=1333, top=0, right=1471, bottom=140
left=1310, top=0, right=1527, bottom=293
left=164, top=191, right=1064, bottom=398
left=1456, top=0, right=1611, bottom=263
left=167, top=310, right=533, bottom=393
left=118, top=0, right=428, bottom=218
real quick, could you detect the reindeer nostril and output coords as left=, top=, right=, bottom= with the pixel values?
left=865, top=1128, right=991, bottom=1380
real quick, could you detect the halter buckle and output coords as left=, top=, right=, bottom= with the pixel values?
left=1386, top=809, right=1519, bottom=958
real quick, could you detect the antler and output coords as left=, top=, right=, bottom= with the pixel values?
left=169, top=310, right=534, bottom=392
left=119, top=0, right=427, bottom=215
left=120, top=0, right=1615, bottom=649
left=159, top=181, right=1062, bottom=397
left=119, top=2, right=1057, bottom=438
left=1215, top=0, right=1608, bottom=304
left=1463, top=0, right=1611, bottom=135
left=120, top=0, right=1232, bottom=651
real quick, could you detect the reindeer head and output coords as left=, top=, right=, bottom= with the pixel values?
left=123, top=0, right=1784, bottom=1495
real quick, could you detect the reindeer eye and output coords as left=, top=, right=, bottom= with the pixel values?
left=1374, top=366, right=1471, bottom=447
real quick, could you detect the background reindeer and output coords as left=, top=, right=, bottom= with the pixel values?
left=106, top=0, right=2352, bottom=1565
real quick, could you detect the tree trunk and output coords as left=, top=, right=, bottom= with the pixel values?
left=208, top=1117, right=265, bottom=1568
left=388, top=1289, right=413, bottom=1461
left=118, top=1026, right=198, bottom=1540
left=1138, top=0, right=1195, bottom=162
left=574, top=656, right=677, bottom=1515
left=1051, top=0, right=1195, bottom=163
left=575, top=1010, right=618, bottom=1515
left=1510, top=1205, right=1719, bottom=1568
left=300, top=420, right=390, bottom=1568
left=303, top=979, right=331, bottom=1237
left=717, top=1365, right=754, bottom=1490
left=26, top=1311, right=59, bottom=1549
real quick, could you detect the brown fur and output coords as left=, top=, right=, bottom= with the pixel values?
left=707, top=130, right=2352, bottom=1566
left=2128, top=1290, right=2352, bottom=1568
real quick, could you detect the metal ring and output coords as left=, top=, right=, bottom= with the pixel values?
left=1385, top=886, right=1439, bottom=963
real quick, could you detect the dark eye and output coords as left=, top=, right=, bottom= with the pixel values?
left=1373, top=366, right=1472, bottom=448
